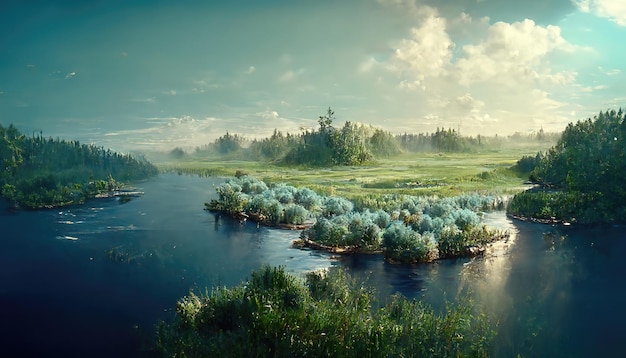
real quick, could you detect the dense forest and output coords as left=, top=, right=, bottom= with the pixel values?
left=0, top=123, right=158, bottom=209
left=157, top=265, right=494, bottom=357
left=178, top=108, right=556, bottom=166
left=508, top=109, right=626, bottom=223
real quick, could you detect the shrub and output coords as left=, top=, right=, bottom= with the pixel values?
left=283, top=204, right=309, bottom=225
left=322, top=196, right=354, bottom=217
left=383, top=222, right=438, bottom=263
left=156, top=266, right=495, bottom=357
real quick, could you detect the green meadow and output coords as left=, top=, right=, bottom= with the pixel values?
left=154, top=144, right=545, bottom=199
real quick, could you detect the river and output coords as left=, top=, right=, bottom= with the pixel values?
left=1, top=173, right=625, bottom=357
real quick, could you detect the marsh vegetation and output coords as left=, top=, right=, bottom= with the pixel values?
left=156, top=266, right=494, bottom=358
left=206, top=174, right=507, bottom=263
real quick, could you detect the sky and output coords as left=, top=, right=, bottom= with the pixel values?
left=1, top=0, right=625, bottom=152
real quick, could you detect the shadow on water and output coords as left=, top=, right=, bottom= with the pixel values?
left=2, top=174, right=626, bottom=357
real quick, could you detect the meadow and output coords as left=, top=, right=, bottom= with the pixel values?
left=153, top=141, right=548, bottom=199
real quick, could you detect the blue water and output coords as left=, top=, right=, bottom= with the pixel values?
left=0, top=174, right=332, bottom=357
left=340, top=215, right=626, bottom=357
left=2, top=173, right=626, bottom=357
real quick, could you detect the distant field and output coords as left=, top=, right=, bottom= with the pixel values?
left=154, top=144, right=549, bottom=199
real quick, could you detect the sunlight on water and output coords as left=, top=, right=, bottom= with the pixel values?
left=459, top=212, right=519, bottom=313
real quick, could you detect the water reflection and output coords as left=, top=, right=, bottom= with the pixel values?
left=341, top=212, right=626, bottom=357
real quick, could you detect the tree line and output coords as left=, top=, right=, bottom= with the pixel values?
left=173, top=108, right=557, bottom=166
left=508, top=108, right=626, bottom=223
left=0, top=123, right=158, bottom=208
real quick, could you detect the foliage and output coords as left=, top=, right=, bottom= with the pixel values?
left=507, top=190, right=609, bottom=223
left=368, top=128, right=401, bottom=157
left=195, top=132, right=245, bottom=156
left=383, top=222, right=438, bottom=263
left=206, top=176, right=320, bottom=226
left=282, top=108, right=374, bottom=166
left=438, top=224, right=501, bottom=258
left=205, top=182, right=248, bottom=216
left=510, top=109, right=626, bottom=223
left=214, top=132, right=244, bottom=154
left=0, top=124, right=158, bottom=208
left=208, top=175, right=504, bottom=262
left=322, top=196, right=354, bottom=217
left=397, top=128, right=480, bottom=153
left=511, top=153, right=542, bottom=177
left=169, top=147, right=186, bottom=159
left=156, top=265, right=495, bottom=357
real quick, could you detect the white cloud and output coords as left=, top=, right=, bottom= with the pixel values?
left=358, top=57, right=379, bottom=73
left=598, top=67, right=622, bottom=76
left=455, top=19, right=574, bottom=86
left=277, top=69, right=304, bottom=83
left=387, top=13, right=453, bottom=89
left=576, top=0, right=626, bottom=26
left=128, top=97, right=156, bottom=103
left=191, top=79, right=222, bottom=93
left=580, top=84, right=608, bottom=92
left=361, top=6, right=585, bottom=135
left=245, top=65, right=256, bottom=74
left=257, top=109, right=280, bottom=120
left=455, top=93, right=484, bottom=111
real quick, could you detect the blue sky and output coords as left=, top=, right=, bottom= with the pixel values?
left=1, top=0, right=625, bottom=151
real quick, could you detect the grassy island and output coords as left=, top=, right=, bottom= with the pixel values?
left=206, top=174, right=508, bottom=264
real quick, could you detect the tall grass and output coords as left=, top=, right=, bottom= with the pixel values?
left=156, top=265, right=495, bottom=357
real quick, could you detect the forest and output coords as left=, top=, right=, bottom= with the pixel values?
left=0, top=123, right=158, bottom=209
left=173, top=107, right=557, bottom=167
left=507, top=109, right=626, bottom=224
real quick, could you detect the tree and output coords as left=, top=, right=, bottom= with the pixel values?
left=511, top=108, right=626, bottom=223
left=318, top=107, right=335, bottom=133
left=369, top=128, right=401, bottom=157
left=215, top=132, right=243, bottom=154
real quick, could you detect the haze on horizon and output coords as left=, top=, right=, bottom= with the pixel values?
left=1, top=0, right=625, bottom=152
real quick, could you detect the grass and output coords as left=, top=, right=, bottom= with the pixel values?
left=155, top=145, right=546, bottom=199
left=157, top=265, right=495, bottom=357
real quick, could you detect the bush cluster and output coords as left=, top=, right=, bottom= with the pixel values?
left=207, top=176, right=505, bottom=263
left=156, top=265, right=495, bottom=357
